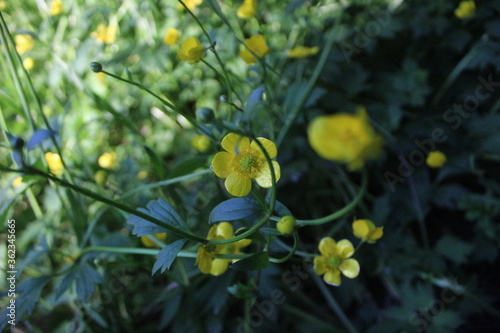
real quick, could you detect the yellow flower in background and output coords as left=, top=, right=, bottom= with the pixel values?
left=240, top=34, right=269, bottom=64
left=98, top=152, right=118, bottom=169
left=94, top=170, right=107, bottom=184
left=141, top=233, right=167, bottom=248
left=137, top=170, right=148, bottom=180
left=237, top=0, right=257, bottom=19
left=45, top=152, right=64, bottom=176
left=426, top=151, right=447, bottom=168
left=288, top=46, right=319, bottom=58
left=308, top=107, right=383, bottom=171
left=196, top=222, right=251, bottom=276
left=314, top=238, right=360, bottom=286
left=163, top=28, right=180, bottom=46
left=0, top=1, right=6, bottom=10
left=23, top=57, right=34, bottom=70
left=454, top=1, right=475, bottom=19
left=212, top=133, right=281, bottom=197
left=352, top=219, right=383, bottom=244
left=92, top=24, right=117, bottom=44
left=178, top=37, right=206, bottom=64
left=12, top=177, right=23, bottom=187
left=15, top=34, right=35, bottom=55
left=191, top=135, right=211, bottom=152
left=50, top=0, right=63, bottom=15
left=178, top=0, right=203, bottom=11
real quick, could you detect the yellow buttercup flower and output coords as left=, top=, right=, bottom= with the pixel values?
left=212, top=133, right=281, bottom=197
left=426, top=151, right=446, bottom=168
left=288, top=46, right=319, bottom=58
left=137, top=170, right=149, bottom=180
left=178, top=37, right=206, bottom=64
left=308, top=107, right=383, bottom=171
left=141, top=233, right=167, bottom=248
left=240, top=34, right=269, bottom=64
left=191, top=135, right=211, bottom=152
left=50, top=0, right=62, bottom=15
left=196, top=222, right=251, bottom=276
left=45, top=152, right=64, bottom=176
left=455, top=1, right=475, bottom=19
left=98, top=152, right=118, bottom=169
left=92, top=24, right=117, bottom=44
left=352, top=219, right=383, bottom=244
left=15, top=34, right=35, bottom=55
left=237, top=0, right=257, bottom=19
left=23, top=57, right=34, bottom=70
left=178, top=0, right=203, bottom=11
left=314, top=238, right=360, bottom=286
left=12, top=177, right=23, bottom=187
left=164, top=28, right=180, bottom=46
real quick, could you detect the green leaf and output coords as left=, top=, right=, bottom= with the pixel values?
left=209, top=198, right=261, bottom=223
left=227, top=281, right=256, bottom=299
left=169, top=156, right=207, bottom=179
left=56, top=261, right=102, bottom=302
left=128, top=198, right=187, bottom=236
left=152, top=239, right=186, bottom=275
left=435, top=235, right=473, bottom=264
left=230, top=251, right=269, bottom=271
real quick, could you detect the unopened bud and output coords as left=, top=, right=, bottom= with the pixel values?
left=90, top=62, right=103, bottom=73
left=196, top=107, right=215, bottom=124
left=277, top=216, right=296, bottom=236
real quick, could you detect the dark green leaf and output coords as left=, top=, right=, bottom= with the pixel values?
left=169, top=156, right=207, bottom=179
left=435, top=235, right=473, bottom=264
left=128, top=198, right=187, bottom=236
left=209, top=198, right=262, bottom=223
left=152, top=239, right=187, bottom=275
left=230, top=251, right=269, bottom=271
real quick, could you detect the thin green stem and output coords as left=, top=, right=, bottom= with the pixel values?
left=80, top=246, right=198, bottom=259
left=270, top=233, right=299, bottom=263
left=25, top=188, right=43, bottom=220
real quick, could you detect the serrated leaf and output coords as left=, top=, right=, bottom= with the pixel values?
left=152, top=239, right=186, bottom=275
left=76, top=262, right=102, bottom=301
left=209, top=198, right=261, bottom=223
left=230, top=251, right=269, bottom=271
left=27, top=129, right=56, bottom=151
left=128, top=198, right=187, bottom=236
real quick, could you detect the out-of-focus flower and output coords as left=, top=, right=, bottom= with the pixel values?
left=212, top=133, right=280, bottom=197
left=314, top=238, right=360, bottom=286
left=12, top=177, right=23, bottom=187
left=426, top=151, right=447, bottom=168
left=92, top=24, right=117, bottom=44
left=15, top=34, right=35, bottom=55
left=237, top=0, right=257, bottom=19
left=277, top=216, right=296, bottom=235
left=45, top=152, right=64, bottom=176
left=141, top=233, right=167, bottom=248
left=137, top=170, right=148, bottom=180
left=288, top=46, right=319, bottom=58
left=0, top=1, right=6, bottom=10
left=240, top=34, right=269, bottom=64
left=23, top=57, right=34, bottom=70
left=352, top=219, right=383, bottom=244
left=178, top=0, right=203, bottom=11
left=178, top=37, right=206, bottom=64
left=50, top=0, right=63, bottom=15
left=191, top=135, right=211, bottom=152
left=98, top=152, right=118, bottom=170
left=308, top=107, right=383, bottom=171
left=164, top=28, right=180, bottom=46
left=455, top=1, right=475, bottom=19
left=94, top=170, right=107, bottom=184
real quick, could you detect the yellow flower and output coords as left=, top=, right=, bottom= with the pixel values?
left=240, top=34, right=269, bottom=64
left=455, top=1, right=475, bottom=19
left=426, top=151, right=447, bottom=168
left=196, top=222, right=251, bottom=276
left=277, top=216, right=296, bottom=235
left=45, top=152, right=64, bottom=176
left=212, top=133, right=281, bottom=197
left=288, top=46, right=319, bottom=58
left=98, top=152, right=118, bottom=169
left=94, top=170, right=107, bottom=184
left=164, top=28, right=180, bottom=46
left=178, top=0, right=203, bottom=11
left=141, top=233, right=167, bottom=248
left=50, top=0, right=63, bottom=15
left=237, top=0, right=257, bottom=19
left=23, top=57, right=34, bottom=70
left=137, top=170, right=149, bottom=180
left=191, top=135, right=211, bottom=152
left=308, top=107, right=383, bottom=171
left=12, top=177, right=23, bottom=187
left=177, top=37, right=206, bottom=64
left=314, top=238, right=360, bottom=286
left=0, top=1, right=6, bottom=10
left=352, top=219, right=383, bottom=244
left=92, top=24, right=117, bottom=44
left=15, top=34, right=35, bottom=55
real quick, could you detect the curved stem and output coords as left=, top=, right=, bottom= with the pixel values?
left=270, top=233, right=299, bottom=263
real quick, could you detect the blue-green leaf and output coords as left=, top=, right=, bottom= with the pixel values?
left=152, top=239, right=187, bottom=275
left=128, top=199, right=187, bottom=236
left=209, top=198, right=261, bottom=223
left=27, top=129, right=56, bottom=151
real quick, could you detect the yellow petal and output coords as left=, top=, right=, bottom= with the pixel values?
left=222, top=133, right=250, bottom=155
left=318, top=237, right=337, bottom=257
left=216, top=222, right=234, bottom=239
left=352, top=219, right=373, bottom=239
left=324, top=269, right=342, bottom=286
left=336, top=239, right=355, bottom=259
left=196, top=247, right=212, bottom=274
left=367, top=227, right=384, bottom=243
left=240, top=49, right=257, bottom=64
left=251, top=137, right=277, bottom=159
left=339, top=258, right=360, bottom=278
left=235, top=238, right=252, bottom=249
left=225, top=173, right=252, bottom=197
left=237, top=0, right=257, bottom=19
left=210, top=259, right=229, bottom=276
left=254, top=161, right=280, bottom=188
left=207, top=224, right=218, bottom=239
left=212, top=152, right=233, bottom=178
left=313, top=256, right=327, bottom=275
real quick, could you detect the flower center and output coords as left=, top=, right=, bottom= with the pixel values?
left=240, top=155, right=256, bottom=171
left=327, top=256, right=341, bottom=268
left=232, top=150, right=263, bottom=178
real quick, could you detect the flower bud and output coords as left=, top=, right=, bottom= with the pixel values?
left=196, top=107, right=215, bottom=124
left=219, top=95, right=228, bottom=103
left=90, top=62, right=103, bottom=73
left=277, top=216, right=296, bottom=235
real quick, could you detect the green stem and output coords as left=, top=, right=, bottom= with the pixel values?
left=25, top=188, right=43, bottom=220
left=270, top=233, right=299, bottom=263
left=80, top=246, right=198, bottom=258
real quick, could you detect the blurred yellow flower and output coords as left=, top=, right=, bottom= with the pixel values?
left=92, top=24, right=117, bottom=44
left=314, top=238, right=360, bottom=286
left=212, top=133, right=281, bottom=197
left=45, top=152, right=64, bottom=176
left=98, top=152, right=118, bottom=169
left=50, top=0, right=62, bottom=15
left=0, top=1, right=6, bottom=10
left=23, top=57, right=34, bottom=70
left=191, top=135, right=211, bottom=152
left=240, top=34, right=269, bottom=64
left=308, top=107, right=383, bottom=171
left=137, top=170, right=148, bottom=179
left=196, top=222, right=251, bottom=276
left=141, top=233, right=167, bottom=248
left=178, top=37, right=206, bottom=64
left=163, top=28, right=180, bottom=46
left=237, top=0, right=257, bottom=19
left=277, top=216, right=296, bottom=235
left=288, top=46, right=319, bottom=58
left=426, top=151, right=447, bottom=168
left=94, top=170, right=107, bottom=184
left=15, top=34, right=35, bottom=55
left=455, top=1, right=475, bottom=19
left=12, top=177, right=23, bottom=187
left=178, top=0, right=202, bottom=10
left=352, top=219, right=383, bottom=244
